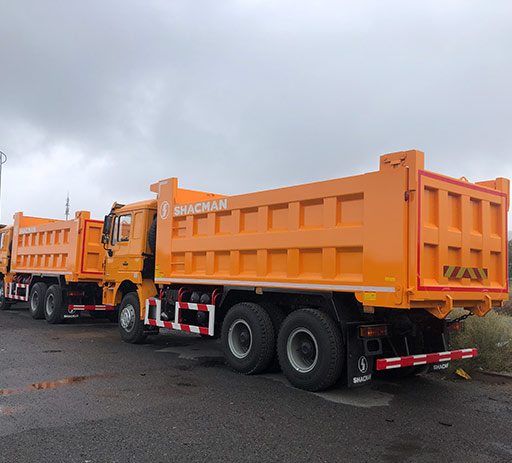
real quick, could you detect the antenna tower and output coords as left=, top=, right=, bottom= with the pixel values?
left=65, top=192, right=70, bottom=220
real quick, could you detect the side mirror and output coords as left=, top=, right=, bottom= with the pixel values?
left=102, top=214, right=113, bottom=245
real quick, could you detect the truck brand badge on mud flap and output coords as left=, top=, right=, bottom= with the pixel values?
left=174, top=199, right=228, bottom=217
left=432, top=362, right=449, bottom=371
left=358, top=356, right=369, bottom=374
left=160, top=201, right=170, bottom=220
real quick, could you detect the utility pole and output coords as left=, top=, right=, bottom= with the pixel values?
left=0, top=151, right=6, bottom=222
left=65, top=192, right=70, bottom=220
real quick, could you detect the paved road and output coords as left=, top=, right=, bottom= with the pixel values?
left=1, top=306, right=512, bottom=463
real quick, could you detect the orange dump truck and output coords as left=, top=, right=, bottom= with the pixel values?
left=0, top=211, right=113, bottom=323
left=98, top=150, right=509, bottom=390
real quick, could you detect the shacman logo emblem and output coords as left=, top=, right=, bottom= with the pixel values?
left=160, top=201, right=170, bottom=220
left=443, top=266, right=488, bottom=280
left=358, top=356, right=368, bottom=374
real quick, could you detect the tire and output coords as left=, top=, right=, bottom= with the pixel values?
left=221, top=302, right=275, bottom=375
left=29, top=282, right=47, bottom=319
left=261, top=303, right=286, bottom=372
left=147, top=218, right=156, bottom=254
left=0, top=279, right=12, bottom=310
left=119, top=292, right=147, bottom=344
left=44, top=285, right=64, bottom=324
left=278, top=309, right=344, bottom=392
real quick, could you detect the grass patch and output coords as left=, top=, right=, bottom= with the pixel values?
left=450, top=307, right=512, bottom=374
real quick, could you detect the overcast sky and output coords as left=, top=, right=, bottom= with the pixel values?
left=0, top=0, right=511, bottom=229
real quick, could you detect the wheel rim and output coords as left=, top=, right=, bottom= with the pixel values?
left=120, top=304, right=136, bottom=332
left=31, top=291, right=39, bottom=312
left=228, top=319, right=253, bottom=359
left=287, top=327, right=319, bottom=373
left=46, top=293, right=55, bottom=316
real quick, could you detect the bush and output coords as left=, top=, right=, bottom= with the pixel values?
left=500, top=283, right=512, bottom=316
left=450, top=308, right=512, bottom=373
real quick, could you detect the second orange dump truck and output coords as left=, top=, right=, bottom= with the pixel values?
left=0, top=211, right=114, bottom=323
left=95, top=150, right=509, bottom=391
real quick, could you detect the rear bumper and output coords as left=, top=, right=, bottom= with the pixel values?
left=376, top=348, right=477, bottom=371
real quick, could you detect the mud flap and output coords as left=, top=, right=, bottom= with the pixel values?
left=345, top=323, right=373, bottom=387
left=63, top=307, right=79, bottom=319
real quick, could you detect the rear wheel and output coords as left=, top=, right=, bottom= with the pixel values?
left=221, top=302, right=275, bottom=375
left=278, top=309, right=344, bottom=392
left=119, top=292, right=146, bottom=343
left=29, top=282, right=47, bottom=319
left=261, top=303, right=286, bottom=372
left=44, top=285, right=64, bottom=324
left=0, top=280, right=12, bottom=310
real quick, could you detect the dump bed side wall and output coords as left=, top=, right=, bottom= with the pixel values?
left=154, top=166, right=409, bottom=308
left=11, top=212, right=105, bottom=281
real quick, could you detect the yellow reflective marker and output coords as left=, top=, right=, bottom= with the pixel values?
left=364, top=292, right=377, bottom=301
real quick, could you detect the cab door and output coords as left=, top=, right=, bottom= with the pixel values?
left=105, top=211, right=145, bottom=281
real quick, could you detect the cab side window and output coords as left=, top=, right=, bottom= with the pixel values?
left=111, top=214, right=132, bottom=245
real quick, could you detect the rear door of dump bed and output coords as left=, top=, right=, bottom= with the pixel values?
left=412, top=170, right=508, bottom=315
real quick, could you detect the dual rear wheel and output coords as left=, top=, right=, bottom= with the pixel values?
left=221, top=304, right=344, bottom=391
left=29, top=283, right=64, bottom=323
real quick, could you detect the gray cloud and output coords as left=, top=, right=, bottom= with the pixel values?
left=0, top=0, right=511, bottom=223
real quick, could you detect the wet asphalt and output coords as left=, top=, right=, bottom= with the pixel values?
left=1, top=305, right=512, bottom=463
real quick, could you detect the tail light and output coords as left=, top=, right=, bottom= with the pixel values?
left=359, top=324, right=388, bottom=338
left=67, top=291, right=84, bottom=297
left=447, top=321, right=463, bottom=332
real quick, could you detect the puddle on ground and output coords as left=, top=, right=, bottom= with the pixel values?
left=0, top=406, right=15, bottom=415
left=0, top=374, right=112, bottom=396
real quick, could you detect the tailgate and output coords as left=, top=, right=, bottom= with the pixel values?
left=413, top=170, right=509, bottom=317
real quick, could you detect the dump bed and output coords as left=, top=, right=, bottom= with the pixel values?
left=151, top=150, right=509, bottom=317
left=11, top=211, right=105, bottom=282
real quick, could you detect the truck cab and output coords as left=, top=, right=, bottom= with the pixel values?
left=101, top=200, right=158, bottom=319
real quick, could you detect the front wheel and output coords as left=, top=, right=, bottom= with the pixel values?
left=277, top=309, right=344, bottom=392
left=221, top=302, right=275, bottom=375
left=119, top=292, right=146, bottom=344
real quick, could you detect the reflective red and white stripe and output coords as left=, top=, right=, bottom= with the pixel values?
left=376, top=348, right=477, bottom=371
left=177, top=302, right=210, bottom=312
left=145, top=298, right=215, bottom=336
left=68, top=305, right=114, bottom=311
left=146, top=318, right=210, bottom=335
left=7, top=283, right=29, bottom=301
